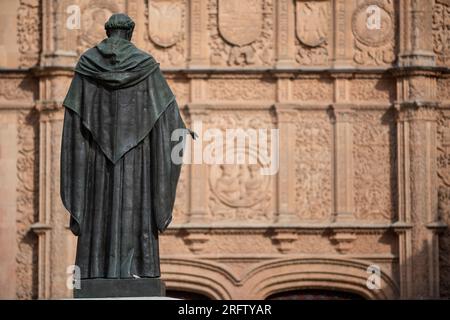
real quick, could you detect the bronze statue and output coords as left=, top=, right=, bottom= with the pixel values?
left=60, top=13, right=189, bottom=298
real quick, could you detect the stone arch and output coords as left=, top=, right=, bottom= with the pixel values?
left=242, top=257, right=399, bottom=300
left=160, top=258, right=239, bottom=300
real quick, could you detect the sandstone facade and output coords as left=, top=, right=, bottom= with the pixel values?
left=0, top=0, right=449, bottom=299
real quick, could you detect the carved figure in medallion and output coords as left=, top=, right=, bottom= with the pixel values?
left=214, top=165, right=242, bottom=203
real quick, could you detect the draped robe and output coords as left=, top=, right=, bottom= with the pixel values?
left=60, top=37, right=186, bottom=279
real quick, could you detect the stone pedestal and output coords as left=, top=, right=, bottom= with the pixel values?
left=73, top=278, right=166, bottom=299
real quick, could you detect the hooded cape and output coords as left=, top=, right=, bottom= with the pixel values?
left=60, top=37, right=186, bottom=278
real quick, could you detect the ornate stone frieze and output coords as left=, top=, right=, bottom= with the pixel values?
left=397, top=105, right=438, bottom=122
left=295, top=111, right=332, bottom=221
left=437, top=111, right=450, bottom=297
left=207, top=78, right=275, bottom=101
left=437, top=77, right=450, bottom=101
left=0, top=77, right=35, bottom=102
left=292, top=77, right=333, bottom=101
left=353, top=110, right=397, bottom=221
left=16, top=110, right=39, bottom=299
left=350, top=78, right=396, bottom=102
left=433, top=0, right=450, bottom=66
left=17, top=0, right=40, bottom=68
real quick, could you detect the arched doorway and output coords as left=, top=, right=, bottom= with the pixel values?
left=266, top=289, right=365, bottom=300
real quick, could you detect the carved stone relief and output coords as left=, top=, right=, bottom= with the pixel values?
left=208, top=0, right=274, bottom=66
left=408, top=76, right=433, bottom=101
left=352, top=0, right=397, bottom=66
left=145, top=0, right=187, bottom=67
left=438, top=114, right=450, bottom=219
left=50, top=77, right=72, bottom=101
left=206, top=112, right=275, bottom=222
left=209, top=162, right=272, bottom=220
left=353, top=110, right=397, bottom=221
left=16, top=110, right=39, bottom=299
left=166, top=78, right=189, bottom=106
left=77, top=0, right=123, bottom=54
left=3, top=0, right=450, bottom=299
left=350, top=78, right=396, bottom=101
left=437, top=78, right=450, bottom=101
left=433, top=0, right=450, bottom=66
left=207, top=78, right=276, bottom=101
left=295, top=0, right=331, bottom=66
left=17, top=0, right=40, bottom=68
left=0, top=77, right=35, bottom=101
left=173, top=165, right=189, bottom=224
left=437, top=112, right=450, bottom=297
left=291, top=77, right=333, bottom=101
left=295, top=111, right=332, bottom=221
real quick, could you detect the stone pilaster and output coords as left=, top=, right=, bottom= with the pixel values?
left=331, top=107, right=354, bottom=222
left=332, top=0, right=353, bottom=68
left=398, top=0, right=435, bottom=67
left=394, top=0, right=443, bottom=296
left=0, top=111, right=19, bottom=298
left=188, top=0, right=209, bottom=68
left=33, top=103, right=73, bottom=299
left=394, top=67, right=445, bottom=298
left=274, top=106, right=297, bottom=224
left=33, top=66, right=75, bottom=299
left=186, top=75, right=209, bottom=224
left=396, top=103, right=442, bottom=298
left=35, top=1, right=80, bottom=298
left=331, top=74, right=354, bottom=222
left=186, top=110, right=210, bottom=224
left=275, top=0, right=296, bottom=68
left=40, top=0, right=78, bottom=68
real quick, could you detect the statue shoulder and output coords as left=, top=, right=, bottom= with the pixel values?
left=76, top=47, right=99, bottom=69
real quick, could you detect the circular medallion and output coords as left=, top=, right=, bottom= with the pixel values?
left=352, top=2, right=394, bottom=47
left=209, top=147, right=271, bottom=208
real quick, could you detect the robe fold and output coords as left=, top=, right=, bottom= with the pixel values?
left=60, top=36, right=186, bottom=279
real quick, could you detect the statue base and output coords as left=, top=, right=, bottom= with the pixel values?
left=73, top=278, right=166, bottom=299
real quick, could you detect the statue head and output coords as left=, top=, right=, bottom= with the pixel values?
left=105, top=13, right=135, bottom=41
